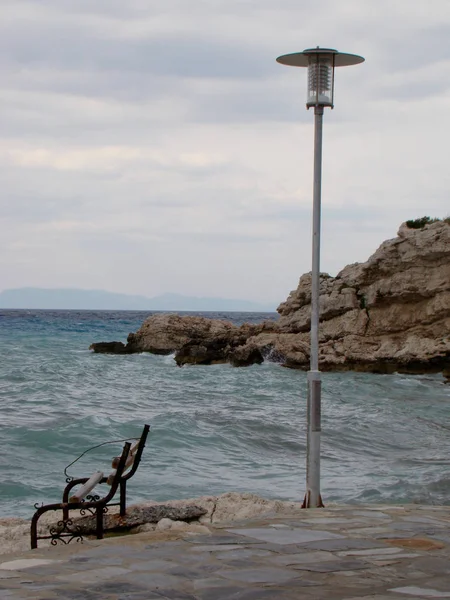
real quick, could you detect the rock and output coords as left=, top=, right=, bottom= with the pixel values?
left=156, top=518, right=174, bottom=531
left=207, top=492, right=300, bottom=524
left=89, top=341, right=131, bottom=354
left=230, top=343, right=265, bottom=367
left=127, top=314, right=242, bottom=355
left=167, top=520, right=210, bottom=533
left=89, top=221, right=450, bottom=376
left=174, top=338, right=233, bottom=366
left=134, top=523, right=156, bottom=533
left=270, top=220, right=450, bottom=374
left=90, top=313, right=275, bottom=365
left=65, top=504, right=207, bottom=535
left=244, top=221, right=450, bottom=375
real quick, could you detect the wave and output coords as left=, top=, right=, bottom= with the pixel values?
left=0, top=310, right=449, bottom=518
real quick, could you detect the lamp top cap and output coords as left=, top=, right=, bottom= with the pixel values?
left=276, top=47, right=365, bottom=67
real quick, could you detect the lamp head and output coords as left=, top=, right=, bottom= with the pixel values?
left=276, top=47, right=364, bottom=109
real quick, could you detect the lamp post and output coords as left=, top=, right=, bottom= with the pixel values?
left=276, top=47, right=364, bottom=508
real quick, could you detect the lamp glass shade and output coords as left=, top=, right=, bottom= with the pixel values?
left=307, top=54, right=334, bottom=107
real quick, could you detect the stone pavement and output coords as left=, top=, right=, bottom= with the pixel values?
left=1, top=504, right=450, bottom=599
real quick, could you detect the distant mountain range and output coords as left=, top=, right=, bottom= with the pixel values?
left=0, top=288, right=277, bottom=312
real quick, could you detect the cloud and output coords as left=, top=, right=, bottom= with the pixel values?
left=0, top=0, right=449, bottom=303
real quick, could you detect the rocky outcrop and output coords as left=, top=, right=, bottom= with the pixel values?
left=90, top=221, right=450, bottom=376
left=64, top=504, right=207, bottom=535
left=267, top=220, right=450, bottom=374
left=90, top=314, right=277, bottom=364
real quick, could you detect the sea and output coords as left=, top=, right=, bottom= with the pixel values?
left=0, top=309, right=449, bottom=520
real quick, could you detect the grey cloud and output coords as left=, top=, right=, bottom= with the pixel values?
left=190, top=78, right=311, bottom=124
left=0, top=23, right=273, bottom=80
left=376, top=24, right=450, bottom=72
left=164, top=231, right=282, bottom=244
left=377, top=79, right=450, bottom=101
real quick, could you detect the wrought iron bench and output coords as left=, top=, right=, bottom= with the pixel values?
left=31, top=424, right=150, bottom=549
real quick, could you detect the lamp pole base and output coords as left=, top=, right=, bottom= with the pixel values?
left=301, top=491, right=324, bottom=509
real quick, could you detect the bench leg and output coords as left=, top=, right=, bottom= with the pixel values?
left=30, top=513, right=39, bottom=549
left=96, top=507, right=104, bottom=540
left=62, top=505, right=69, bottom=522
left=120, top=480, right=127, bottom=517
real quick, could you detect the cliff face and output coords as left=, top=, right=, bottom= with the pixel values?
left=245, top=220, right=449, bottom=374
left=90, top=221, right=450, bottom=377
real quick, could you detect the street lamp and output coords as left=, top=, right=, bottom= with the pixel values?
left=276, top=47, right=364, bottom=509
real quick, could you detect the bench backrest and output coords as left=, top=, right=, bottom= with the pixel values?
left=69, top=424, right=150, bottom=503
left=109, top=423, right=150, bottom=485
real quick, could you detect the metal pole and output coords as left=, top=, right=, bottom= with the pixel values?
left=304, top=105, right=323, bottom=509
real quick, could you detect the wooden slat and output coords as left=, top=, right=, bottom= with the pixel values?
left=107, top=449, right=136, bottom=485
left=69, top=471, right=104, bottom=503
left=111, top=440, right=140, bottom=469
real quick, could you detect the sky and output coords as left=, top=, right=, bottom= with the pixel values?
left=1, top=0, right=449, bottom=304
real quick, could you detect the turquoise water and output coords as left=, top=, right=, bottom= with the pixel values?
left=0, top=309, right=449, bottom=519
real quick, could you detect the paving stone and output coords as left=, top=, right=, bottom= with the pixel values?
left=241, top=543, right=309, bottom=555
left=76, top=546, right=127, bottom=557
left=300, top=538, right=388, bottom=551
left=216, top=567, right=302, bottom=584
left=299, top=518, right=367, bottom=526
left=193, top=577, right=246, bottom=591
left=48, top=590, right=104, bottom=600
left=347, top=525, right=400, bottom=533
left=373, top=532, right=420, bottom=540
left=390, top=586, right=450, bottom=597
left=227, top=528, right=343, bottom=545
left=341, top=596, right=402, bottom=600
left=166, top=566, right=211, bottom=579
left=81, top=556, right=125, bottom=566
left=188, top=535, right=255, bottom=546
left=230, top=588, right=317, bottom=599
left=0, top=559, right=61, bottom=571
left=365, top=553, right=422, bottom=561
left=290, top=559, right=370, bottom=572
left=116, top=595, right=162, bottom=600
left=214, top=549, right=274, bottom=560
left=123, top=571, right=186, bottom=589
left=336, top=547, right=404, bottom=557
left=16, top=565, right=73, bottom=576
left=191, top=545, right=244, bottom=552
left=217, top=560, right=261, bottom=570
left=152, top=590, right=198, bottom=599
left=267, top=551, right=338, bottom=566
left=387, top=538, right=445, bottom=551
left=401, top=516, right=447, bottom=527
left=90, top=580, right=146, bottom=595
left=413, top=557, right=450, bottom=574
left=140, top=552, right=198, bottom=563
left=56, top=566, right=130, bottom=583
left=68, top=556, right=92, bottom=563
left=365, top=554, right=415, bottom=567
left=187, top=563, right=221, bottom=575
left=352, top=511, right=392, bottom=520
left=144, top=542, right=187, bottom=553
left=390, top=522, right=437, bottom=533
left=53, top=561, right=97, bottom=573
left=195, top=585, right=248, bottom=600
left=425, top=577, right=450, bottom=589
left=427, top=533, right=450, bottom=544
left=128, top=559, right=175, bottom=571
